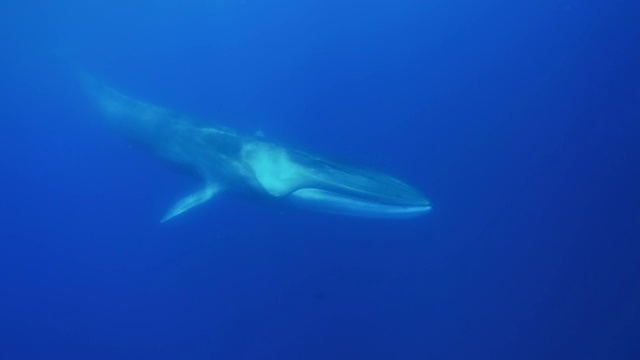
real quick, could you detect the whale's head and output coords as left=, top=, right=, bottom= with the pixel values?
left=286, top=153, right=432, bottom=218
left=242, top=141, right=431, bottom=218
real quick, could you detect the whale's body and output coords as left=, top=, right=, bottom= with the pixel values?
left=81, top=74, right=431, bottom=222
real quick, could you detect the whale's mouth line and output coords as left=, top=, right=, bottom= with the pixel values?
left=288, top=188, right=431, bottom=217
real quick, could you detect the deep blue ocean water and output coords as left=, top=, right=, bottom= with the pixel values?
left=1, top=1, right=639, bottom=359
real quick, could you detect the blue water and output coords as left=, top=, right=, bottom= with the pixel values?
left=1, top=1, right=639, bottom=359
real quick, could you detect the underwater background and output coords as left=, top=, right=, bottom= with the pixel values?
left=0, top=0, right=638, bottom=359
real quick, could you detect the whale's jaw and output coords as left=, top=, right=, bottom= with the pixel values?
left=288, top=188, right=431, bottom=218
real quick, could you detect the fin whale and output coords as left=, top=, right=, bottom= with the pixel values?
left=79, top=73, right=431, bottom=222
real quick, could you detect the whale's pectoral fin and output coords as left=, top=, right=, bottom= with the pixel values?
left=161, top=184, right=221, bottom=223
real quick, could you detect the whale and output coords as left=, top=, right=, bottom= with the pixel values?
left=78, top=73, right=431, bottom=222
